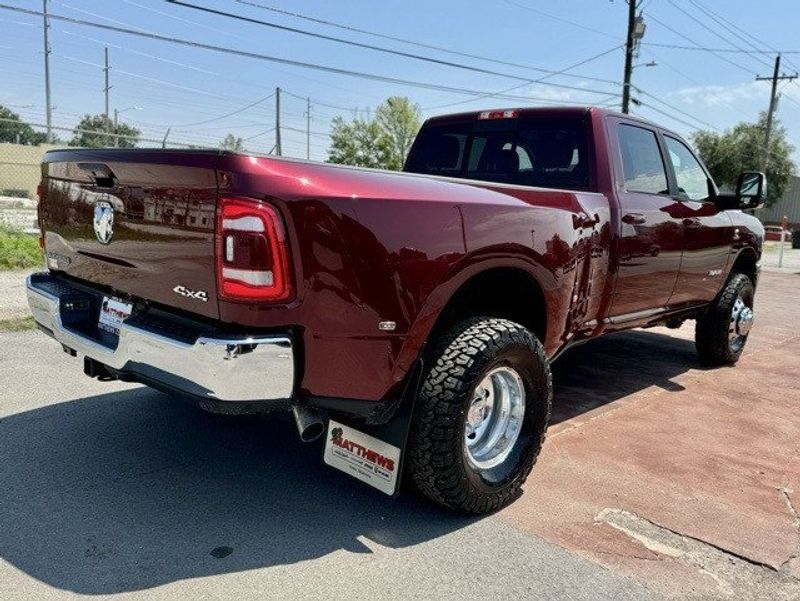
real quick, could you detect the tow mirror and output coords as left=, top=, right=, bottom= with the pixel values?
left=735, top=171, right=766, bottom=210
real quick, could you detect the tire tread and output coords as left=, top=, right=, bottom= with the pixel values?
left=407, top=317, right=552, bottom=514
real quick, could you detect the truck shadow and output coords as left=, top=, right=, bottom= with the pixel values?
left=0, top=389, right=472, bottom=595
left=0, top=329, right=700, bottom=594
left=550, top=329, right=702, bottom=425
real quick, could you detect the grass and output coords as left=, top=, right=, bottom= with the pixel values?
left=0, top=315, right=36, bottom=332
left=0, top=227, right=42, bottom=270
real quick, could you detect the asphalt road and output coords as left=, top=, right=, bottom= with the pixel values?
left=0, top=330, right=657, bottom=601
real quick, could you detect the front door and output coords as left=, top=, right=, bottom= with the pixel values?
left=662, top=135, right=733, bottom=306
left=608, top=121, right=684, bottom=321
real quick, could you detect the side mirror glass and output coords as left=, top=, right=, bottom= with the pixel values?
left=736, top=171, right=766, bottom=209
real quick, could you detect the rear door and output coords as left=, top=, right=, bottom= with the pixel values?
left=607, top=119, right=684, bottom=321
left=661, top=135, right=733, bottom=306
left=40, top=150, right=221, bottom=319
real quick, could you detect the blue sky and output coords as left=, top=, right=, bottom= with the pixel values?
left=2, top=0, right=799, bottom=162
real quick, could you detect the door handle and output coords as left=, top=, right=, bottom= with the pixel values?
left=682, top=218, right=701, bottom=227
left=573, top=212, right=599, bottom=229
left=621, top=213, right=646, bottom=225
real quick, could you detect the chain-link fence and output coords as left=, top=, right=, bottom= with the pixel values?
left=0, top=142, right=44, bottom=233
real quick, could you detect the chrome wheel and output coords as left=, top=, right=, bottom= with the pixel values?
left=729, top=295, right=754, bottom=353
left=464, top=366, right=526, bottom=472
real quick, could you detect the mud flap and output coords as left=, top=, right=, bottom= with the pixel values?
left=322, top=360, right=421, bottom=498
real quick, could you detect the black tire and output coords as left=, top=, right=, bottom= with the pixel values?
left=695, top=273, right=755, bottom=366
left=406, top=317, right=552, bottom=514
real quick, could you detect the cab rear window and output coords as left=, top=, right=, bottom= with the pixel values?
left=405, top=117, right=590, bottom=190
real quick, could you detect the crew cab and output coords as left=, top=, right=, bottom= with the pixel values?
left=27, top=107, right=765, bottom=513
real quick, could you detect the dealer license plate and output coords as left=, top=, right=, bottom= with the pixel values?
left=98, top=296, right=133, bottom=335
left=323, top=420, right=402, bottom=496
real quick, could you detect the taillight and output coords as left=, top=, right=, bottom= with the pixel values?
left=216, top=197, right=292, bottom=302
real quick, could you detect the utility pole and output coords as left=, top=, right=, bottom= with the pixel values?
left=756, top=54, right=798, bottom=170
left=305, top=97, right=311, bottom=160
left=42, top=0, right=52, bottom=143
left=275, top=87, right=282, bottom=156
left=621, top=2, right=646, bottom=114
left=103, top=47, right=112, bottom=146
left=621, top=0, right=636, bottom=114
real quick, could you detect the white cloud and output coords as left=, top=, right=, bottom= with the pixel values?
left=526, top=84, right=579, bottom=102
left=670, top=82, right=763, bottom=107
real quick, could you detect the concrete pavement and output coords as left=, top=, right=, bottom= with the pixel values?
left=0, top=271, right=797, bottom=599
left=0, top=332, right=655, bottom=601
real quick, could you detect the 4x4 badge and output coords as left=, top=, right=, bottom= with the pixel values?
left=173, top=285, right=208, bottom=302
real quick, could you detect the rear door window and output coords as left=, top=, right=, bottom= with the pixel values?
left=618, top=124, right=669, bottom=195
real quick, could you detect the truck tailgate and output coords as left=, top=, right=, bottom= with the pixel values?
left=39, top=149, right=221, bottom=320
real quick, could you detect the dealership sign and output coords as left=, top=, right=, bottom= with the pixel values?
left=323, top=420, right=401, bottom=495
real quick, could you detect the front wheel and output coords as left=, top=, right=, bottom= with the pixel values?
left=695, top=273, right=755, bottom=366
left=406, top=318, right=552, bottom=514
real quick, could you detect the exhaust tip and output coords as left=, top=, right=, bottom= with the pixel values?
left=292, top=405, right=325, bottom=443
left=299, top=421, right=325, bottom=443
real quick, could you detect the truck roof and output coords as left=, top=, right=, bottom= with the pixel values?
left=423, top=105, right=670, bottom=134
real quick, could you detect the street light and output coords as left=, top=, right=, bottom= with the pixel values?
left=112, top=106, right=142, bottom=147
left=633, top=60, right=658, bottom=70
left=114, top=106, right=143, bottom=125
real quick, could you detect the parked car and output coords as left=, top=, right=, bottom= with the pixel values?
left=765, top=225, right=789, bottom=241
left=27, top=107, right=764, bottom=513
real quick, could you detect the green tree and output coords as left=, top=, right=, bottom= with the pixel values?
left=327, top=116, right=393, bottom=169
left=375, top=96, right=422, bottom=169
left=327, top=96, right=421, bottom=170
left=220, top=133, right=244, bottom=151
left=692, top=113, right=795, bottom=207
left=69, top=114, right=140, bottom=148
left=0, top=105, right=47, bottom=145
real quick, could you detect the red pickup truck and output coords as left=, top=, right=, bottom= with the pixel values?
left=28, top=107, right=764, bottom=513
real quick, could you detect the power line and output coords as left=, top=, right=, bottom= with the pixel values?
left=55, top=22, right=346, bottom=126
left=55, top=53, right=250, bottom=103
left=169, top=92, right=275, bottom=127
left=644, top=12, right=755, bottom=74
left=685, top=0, right=771, bottom=68
left=422, top=45, right=623, bottom=111
left=664, top=0, right=771, bottom=70
left=643, top=42, right=800, bottom=55
left=0, top=4, right=618, bottom=104
left=233, top=0, right=621, bottom=86
left=633, top=88, right=720, bottom=131
left=241, top=126, right=274, bottom=141
left=165, top=0, right=619, bottom=97
left=58, top=1, right=386, bottom=103
left=59, top=28, right=217, bottom=76
left=502, top=0, right=618, bottom=40
left=686, top=1, right=800, bottom=123
left=0, top=115, right=216, bottom=147
left=635, top=100, right=709, bottom=131
left=688, top=0, right=774, bottom=55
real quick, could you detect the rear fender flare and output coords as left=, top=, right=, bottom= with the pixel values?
left=389, top=253, right=559, bottom=389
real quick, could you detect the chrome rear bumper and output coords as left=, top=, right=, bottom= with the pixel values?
left=26, top=272, right=295, bottom=402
